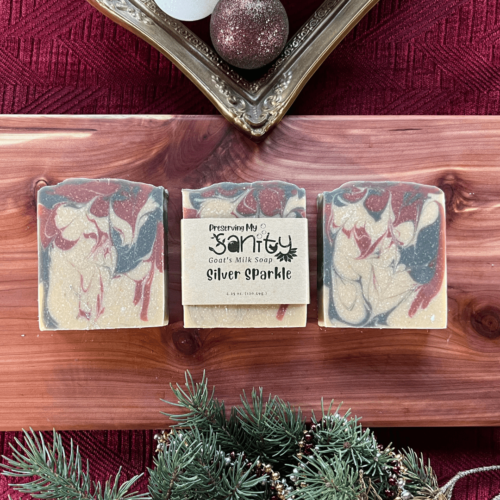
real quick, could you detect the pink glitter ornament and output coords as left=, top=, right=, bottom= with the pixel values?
left=210, top=0, right=289, bottom=70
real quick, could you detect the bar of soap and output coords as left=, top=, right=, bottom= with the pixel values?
left=182, top=181, right=307, bottom=328
left=318, top=181, right=447, bottom=329
left=38, top=178, right=168, bottom=330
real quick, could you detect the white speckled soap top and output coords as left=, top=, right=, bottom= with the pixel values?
left=37, top=178, right=168, bottom=331
left=318, top=181, right=447, bottom=329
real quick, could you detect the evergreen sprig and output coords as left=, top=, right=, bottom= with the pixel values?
left=289, top=455, right=360, bottom=500
left=161, top=371, right=304, bottom=469
left=400, top=449, right=440, bottom=499
left=160, top=372, right=421, bottom=500
left=161, top=371, right=255, bottom=459
left=148, top=427, right=262, bottom=500
left=1, top=429, right=147, bottom=500
left=305, top=400, right=396, bottom=498
left=1, top=371, right=442, bottom=500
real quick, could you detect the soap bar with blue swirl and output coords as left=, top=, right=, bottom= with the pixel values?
left=318, top=181, right=447, bottom=329
left=38, top=178, right=168, bottom=330
left=182, top=181, right=307, bottom=328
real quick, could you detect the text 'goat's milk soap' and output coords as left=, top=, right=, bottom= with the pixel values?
left=182, top=181, right=309, bottom=328
left=38, top=178, right=169, bottom=330
left=318, top=181, right=447, bottom=329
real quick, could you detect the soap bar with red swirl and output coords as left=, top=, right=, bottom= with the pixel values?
left=318, top=181, right=447, bottom=329
left=182, top=181, right=307, bottom=328
left=38, top=178, right=168, bottom=330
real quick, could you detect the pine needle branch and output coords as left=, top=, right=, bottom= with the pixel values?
left=289, top=454, right=360, bottom=500
left=149, top=427, right=263, bottom=500
left=1, top=429, right=148, bottom=500
left=308, top=400, right=395, bottom=497
left=236, top=389, right=304, bottom=467
left=401, top=448, right=440, bottom=498
left=161, top=371, right=254, bottom=454
left=1, top=372, right=442, bottom=500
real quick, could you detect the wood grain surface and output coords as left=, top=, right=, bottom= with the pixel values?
left=0, top=115, right=499, bottom=430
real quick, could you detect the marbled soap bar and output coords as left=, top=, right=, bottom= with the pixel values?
left=38, top=178, right=168, bottom=330
left=318, top=181, right=447, bottom=329
left=182, top=181, right=307, bottom=328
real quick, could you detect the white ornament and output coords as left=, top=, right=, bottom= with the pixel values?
left=155, top=0, right=219, bottom=21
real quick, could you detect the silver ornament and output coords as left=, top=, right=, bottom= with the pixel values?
left=401, top=490, right=413, bottom=500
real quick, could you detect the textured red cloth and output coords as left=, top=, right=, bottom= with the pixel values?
left=1, top=0, right=500, bottom=498
left=1, top=428, right=500, bottom=499
left=2, top=0, right=500, bottom=115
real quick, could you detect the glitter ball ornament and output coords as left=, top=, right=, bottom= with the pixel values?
left=210, top=0, right=289, bottom=70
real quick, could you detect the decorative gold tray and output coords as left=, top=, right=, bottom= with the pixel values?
left=87, top=0, right=378, bottom=138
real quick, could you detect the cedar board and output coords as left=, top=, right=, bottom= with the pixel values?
left=0, top=115, right=499, bottom=430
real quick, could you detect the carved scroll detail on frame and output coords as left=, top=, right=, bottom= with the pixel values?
left=138, top=0, right=344, bottom=93
left=87, top=0, right=379, bottom=138
left=97, top=0, right=154, bottom=25
left=212, top=71, right=293, bottom=137
left=259, top=0, right=343, bottom=84
left=138, top=0, right=260, bottom=92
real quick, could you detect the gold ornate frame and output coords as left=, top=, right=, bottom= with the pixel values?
left=87, top=0, right=379, bottom=139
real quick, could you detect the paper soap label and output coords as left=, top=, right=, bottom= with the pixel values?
left=181, top=218, right=310, bottom=306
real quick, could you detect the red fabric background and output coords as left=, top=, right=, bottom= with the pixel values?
left=1, top=0, right=500, bottom=498
left=2, top=0, right=500, bottom=115
left=1, top=428, right=500, bottom=499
